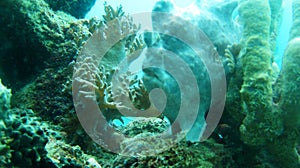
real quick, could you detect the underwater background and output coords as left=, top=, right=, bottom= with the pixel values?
left=0, top=0, right=299, bottom=167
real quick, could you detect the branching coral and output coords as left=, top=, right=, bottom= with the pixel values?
left=102, top=2, right=125, bottom=23
left=73, top=3, right=152, bottom=126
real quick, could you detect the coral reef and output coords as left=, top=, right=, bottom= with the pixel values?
left=105, top=117, right=234, bottom=167
left=0, top=0, right=299, bottom=167
left=45, top=139, right=102, bottom=168
left=117, top=118, right=175, bottom=157
left=117, top=118, right=169, bottom=137
left=0, top=79, right=12, bottom=166
left=11, top=63, right=75, bottom=122
left=13, top=0, right=98, bottom=59
left=3, top=108, right=55, bottom=167
left=0, top=106, right=104, bottom=168
left=0, top=78, right=104, bottom=167
left=110, top=140, right=235, bottom=168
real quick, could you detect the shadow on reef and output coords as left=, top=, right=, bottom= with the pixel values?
left=0, top=2, right=49, bottom=90
left=0, top=0, right=98, bottom=91
left=0, top=0, right=299, bottom=167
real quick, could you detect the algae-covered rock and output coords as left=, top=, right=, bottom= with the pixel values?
left=110, top=139, right=235, bottom=168
left=45, top=139, right=102, bottom=168
left=45, top=0, right=96, bottom=19
left=11, top=63, right=75, bottom=122
left=109, top=118, right=234, bottom=167
left=0, top=0, right=100, bottom=89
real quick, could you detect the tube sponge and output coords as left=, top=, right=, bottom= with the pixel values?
left=276, top=0, right=300, bottom=136
left=270, top=37, right=300, bottom=168
left=238, top=0, right=282, bottom=145
left=281, top=0, right=300, bottom=130
left=269, top=2, right=300, bottom=167
left=279, top=37, right=300, bottom=128
left=290, top=0, right=300, bottom=39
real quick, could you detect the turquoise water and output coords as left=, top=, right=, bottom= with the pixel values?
left=275, top=0, right=292, bottom=69
left=87, top=0, right=293, bottom=70
left=85, top=0, right=195, bottom=18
